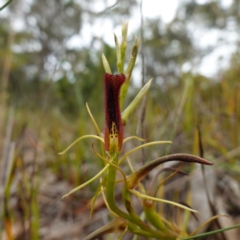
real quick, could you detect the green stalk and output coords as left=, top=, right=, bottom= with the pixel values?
left=182, top=223, right=240, bottom=239
left=143, top=200, right=168, bottom=232
left=122, top=186, right=150, bottom=228
left=31, top=189, right=40, bottom=240
left=105, top=153, right=130, bottom=220
left=105, top=154, right=173, bottom=239
left=122, top=186, right=175, bottom=239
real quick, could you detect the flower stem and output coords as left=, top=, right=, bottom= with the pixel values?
left=105, top=153, right=176, bottom=239
left=105, top=153, right=130, bottom=220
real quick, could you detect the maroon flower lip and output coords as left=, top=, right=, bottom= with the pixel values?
left=104, top=73, right=125, bottom=152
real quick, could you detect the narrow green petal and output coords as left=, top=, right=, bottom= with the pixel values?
left=119, top=141, right=172, bottom=164
left=62, top=164, right=109, bottom=198
left=58, top=134, right=104, bottom=155
left=123, top=136, right=145, bottom=143
left=130, top=190, right=198, bottom=213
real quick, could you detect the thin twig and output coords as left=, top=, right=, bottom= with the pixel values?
left=97, top=0, right=121, bottom=14
left=138, top=0, right=147, bottom=165
left=0, top=0, right=13, bottom=11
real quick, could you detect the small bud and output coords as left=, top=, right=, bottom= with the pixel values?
left=125, top=37, right=140, bottom=75
left=102, top=54, right=112, bottom=74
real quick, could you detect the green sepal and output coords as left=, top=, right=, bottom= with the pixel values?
left=121, top=78, right=153, bottom=125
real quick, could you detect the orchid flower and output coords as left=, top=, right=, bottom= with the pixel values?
left=104, top=73, right=125, bottom=153
left=56, top=22, right=235, bottom=240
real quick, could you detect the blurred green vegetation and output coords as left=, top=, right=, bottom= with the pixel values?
left=0, top=0, right=240, bottom=239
